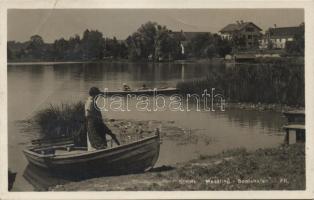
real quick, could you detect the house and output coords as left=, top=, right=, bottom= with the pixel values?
left=259, top=25, right=304, bottom=49
left=219, top=21, right=262, bottom=49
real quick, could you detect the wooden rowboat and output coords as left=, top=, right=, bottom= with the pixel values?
left=103, top=87, right=178, bottom=95
left=23, top=131, right=161, bottom=176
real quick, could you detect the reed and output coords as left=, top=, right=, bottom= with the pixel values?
left=177, top=62, right=304, bottom=106
left=32, top=102, right=86, bottom=141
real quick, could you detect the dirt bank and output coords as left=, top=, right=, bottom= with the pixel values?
left=51, top=144, right=304, bottom=191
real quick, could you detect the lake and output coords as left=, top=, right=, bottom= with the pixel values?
left=7, top=61, right=286, bottom=191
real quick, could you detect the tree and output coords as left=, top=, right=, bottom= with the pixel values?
left=286, top=23, right=304, bottom=56
left=137, top=22, right=158, bottom=60
left=7, top=47, right=14, bottom=60
left=118, top=42, right=128, bottom=59
left=160, top=33, right=181, bottom=61
left=67, top=35, right=81, bottom=59
left=53, top=38, right=69, bottom=60
left=205, top=44, right=216, bottom=59
left=104, top=37, right=123, bottom=58
left=214, top=35, right=232, bottom=57
left=126, top=21, right=179, bottom=61
left=187, top=33, right=219, bottom=58
left=126, top=33, right=142, bottom=60
left=188, top=33, right=208, bottom=57
left=27, top=35, right=45, bottom=59
left=30, top=35, right=44, bottom=46
left=81, top=29, right=105, bottom=60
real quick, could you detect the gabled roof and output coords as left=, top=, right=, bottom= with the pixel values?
left=268, top=26, right=302, bottom=37
left=220, top=22, right=262, bottom=33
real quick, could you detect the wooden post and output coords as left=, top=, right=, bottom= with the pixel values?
left=284, top=129, right=290, bottom=145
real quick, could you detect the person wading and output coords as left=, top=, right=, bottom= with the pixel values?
left=85, top=87, right=120, bottom=151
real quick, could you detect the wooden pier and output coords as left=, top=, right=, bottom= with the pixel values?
left=282, top=110, right=305, bottom=145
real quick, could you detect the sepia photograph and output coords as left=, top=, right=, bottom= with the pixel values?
left=1, top=1, right=313, bottom=199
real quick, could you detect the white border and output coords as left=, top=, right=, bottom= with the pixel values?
left=0, top=0, right=313, bottom=199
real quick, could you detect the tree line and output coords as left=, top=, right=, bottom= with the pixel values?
left=7, top=21, right=304, bottom=62
left=7, top=21, right=233, bottom=62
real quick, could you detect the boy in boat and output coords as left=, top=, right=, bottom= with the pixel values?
left=139, top=84, right=148, bottom=90
left=85, top=87, right=120, bottom=151
left=122, top=83, right=131, bottom=91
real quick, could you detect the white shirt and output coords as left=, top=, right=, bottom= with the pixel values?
left=85, top=96, right=97, bottom=151
left=85, top=96, right=93, bottom=117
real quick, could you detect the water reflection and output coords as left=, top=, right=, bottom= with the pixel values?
left=222, top=109, right=286, bottom=133
left=46, top=62, right=214, bottom=87
left=23, top=164, right=70, bottom=191
left=181, top=64, right=185, bottom=81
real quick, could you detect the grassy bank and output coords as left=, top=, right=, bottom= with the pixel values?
left=52, top=144, right=305, bottom=191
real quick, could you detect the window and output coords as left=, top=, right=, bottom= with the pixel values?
left=248, top=35, right=252, bottom=39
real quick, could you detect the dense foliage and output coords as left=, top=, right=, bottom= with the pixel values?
left=177, top=62, right=304, bottom=106
left=285, top=23, right=305, bottom=56
left=185, top=33, right=233, bottom=59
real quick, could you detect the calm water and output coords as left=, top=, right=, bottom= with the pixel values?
left=8, top=62, right=286, bottom=191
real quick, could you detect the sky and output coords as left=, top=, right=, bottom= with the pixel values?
left=8, top=9, right=304, bottom=43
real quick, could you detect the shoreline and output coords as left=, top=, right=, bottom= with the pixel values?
left=7, top=60, right=95, bottom=66
left=7, top=58, right=223, bottom=66
left=225, top=102, right=304, bottom=113
left=51, top=144, right=305, bottom=191
left=7, top=56, right=303, bottom=66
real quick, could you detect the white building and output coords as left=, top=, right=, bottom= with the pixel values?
left=259, top=25, right=304, bottom=49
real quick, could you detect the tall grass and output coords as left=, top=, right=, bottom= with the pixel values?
left=177, top=62, right=304, bottom=106
left=32, top=102, right=86, bottom=143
